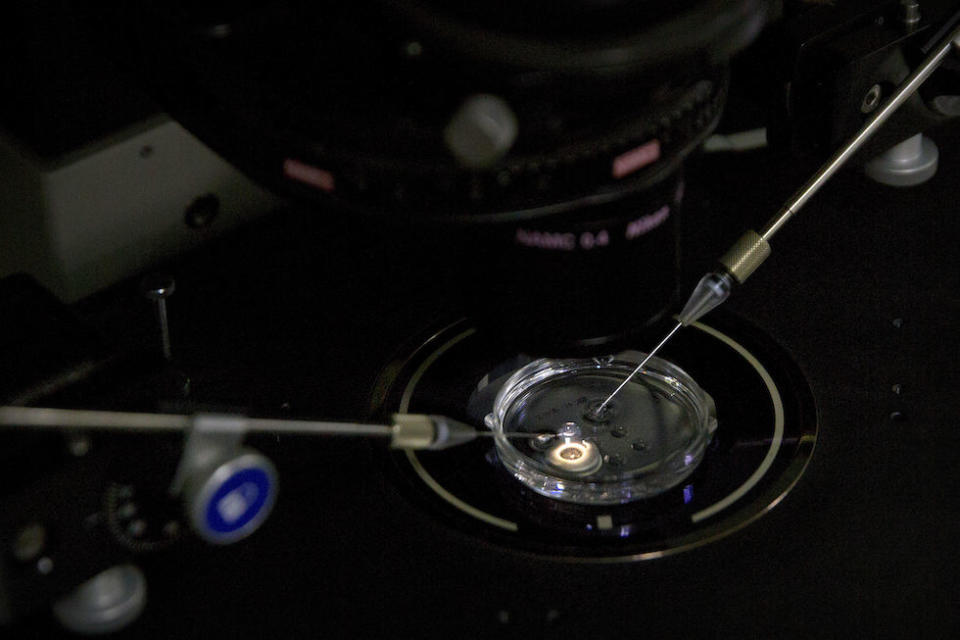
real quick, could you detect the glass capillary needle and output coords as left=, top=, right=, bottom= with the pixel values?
left=592, top=22, right=960, bottom=418
left=593, top=321, right=682, bottom=417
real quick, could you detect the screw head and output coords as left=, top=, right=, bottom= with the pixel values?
left=37, top=557, right=54, bottom=575
left=861, top=85, right=883, bottom=114
left=184, top=194, right=220, bottom=229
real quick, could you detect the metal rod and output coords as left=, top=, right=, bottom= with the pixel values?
left=593, top=320, right=683, bottom=416
left=156, top=299, right=172, bottom=361
left=760, top=25, right=960, bottom=241
left=0, top=406, right=393, bottom=438
left=0, top=406, right=191, bottom=431
left=0, top=405, right=555, bottom=451
left=243, top=417, right=392, bottom=437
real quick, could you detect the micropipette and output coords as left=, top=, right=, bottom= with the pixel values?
left=595, top=23, right=960, bottom=416
left=0, top=406, right=536, bottom=451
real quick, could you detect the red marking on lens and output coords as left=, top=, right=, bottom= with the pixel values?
left=612, top=139, right=661, bottom=179
left=283, top=159, right=336, bottom=193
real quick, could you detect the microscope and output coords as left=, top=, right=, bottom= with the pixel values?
left=1, top=1, right=959, bottom=636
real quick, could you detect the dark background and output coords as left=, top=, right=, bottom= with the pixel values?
left=2, top=2, right=960, bottom=638
left=6, top=121, right=959, bottom=638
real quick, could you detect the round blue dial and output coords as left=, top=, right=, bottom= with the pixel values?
left=204, top=467, right=273, bottom=535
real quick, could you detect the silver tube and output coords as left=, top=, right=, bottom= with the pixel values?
left=0, top=406, right=190, bottom=431
left=760, top=25, right=960, bottom=241
left=245, top=418, right=392, bottom=437
left=0, top=406, right=394, bottom=438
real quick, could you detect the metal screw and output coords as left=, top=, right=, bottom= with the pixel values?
left=37, top=557, right=54, bottom=575
left=861, top=85, right=883, bottom=113
left=140, top=274, right=176, bottom=361
left=184, top=194, right=220, bottom=229
left=892, top=384, right=903, bottom=395
left=13, top=524, right=47, bottom=562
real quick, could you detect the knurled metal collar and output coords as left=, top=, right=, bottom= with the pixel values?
left=718, top=230, right=771, bottom=283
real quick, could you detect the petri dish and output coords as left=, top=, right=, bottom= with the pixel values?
left=485, top=352, right=717, bottom=505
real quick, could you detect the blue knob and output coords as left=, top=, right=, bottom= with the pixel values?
left=186, top=450, right=278, bottom=544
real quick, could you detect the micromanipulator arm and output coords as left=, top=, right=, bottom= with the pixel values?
left=679, top=23, right=960, bottom=327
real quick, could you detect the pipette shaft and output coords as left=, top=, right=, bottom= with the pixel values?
left=761, top=26, right=960, bottom=243
left=596, top=23, right=960, bottom=413
left=0, top=406, right=489, bottom=451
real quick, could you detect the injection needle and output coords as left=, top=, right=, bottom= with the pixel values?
left=593, top=320, right=682, bottom=416
left=592, top=21, right=960, bottom=418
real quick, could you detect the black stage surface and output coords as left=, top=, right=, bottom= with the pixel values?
left=6, top=122, right=960, bottom=638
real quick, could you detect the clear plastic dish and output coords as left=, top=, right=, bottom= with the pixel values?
left=485, top=352, right=717, bottom=505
